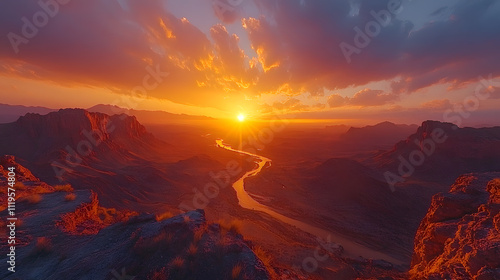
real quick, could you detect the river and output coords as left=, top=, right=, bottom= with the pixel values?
left=216, top=139, right=404, bottom=265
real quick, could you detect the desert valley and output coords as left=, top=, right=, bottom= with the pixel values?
left=0, top=104, right=499, bottom=279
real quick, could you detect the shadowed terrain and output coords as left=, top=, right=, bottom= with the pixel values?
left=1, top=108, right=499, bottom=279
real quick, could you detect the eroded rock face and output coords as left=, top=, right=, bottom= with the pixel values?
left=0, top=160, right=270, bottom=280
left=0, top=109, right=159, bottom=165
left=0, top=155, right=40, bottom=182
left=0, top=155, right=54, bottom=211
left=410, top=173, right=500, bottom=280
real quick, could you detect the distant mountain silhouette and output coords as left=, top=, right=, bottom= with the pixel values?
left=375, top=120, right=500, bottom=183
left=0, top=109, right=162, bottom=163
left=324, top=124, right=350, bottom=135
left=88, top=104, right=214, bottom=124
left=336, top=121, right=418, bottom=150
left=0, top=109, right=228, bottom=211
left=0, top=103, right=55, bottom=123
left=0, top=103, right=213, bottom=125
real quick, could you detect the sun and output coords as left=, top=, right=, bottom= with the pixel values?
left=237, top=113, right=246, bottom=122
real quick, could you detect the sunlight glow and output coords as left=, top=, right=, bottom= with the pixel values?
left=237, top=113, right=246, bottom=122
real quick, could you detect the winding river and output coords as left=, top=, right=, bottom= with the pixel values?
left=216, top=139, right=403, bottom=265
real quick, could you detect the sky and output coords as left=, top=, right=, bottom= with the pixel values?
left=0, top=0, right=500, bottom=125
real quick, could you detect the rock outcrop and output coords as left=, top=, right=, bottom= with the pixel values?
left=339, top=121, right=418, bottom=149
left=0, top=109, right=161, bottom=163
left=0, top=159, right=270, bottom=280
left=375, top=121, right=500, bottom=183
left=57, top=190, right=137, bottom=235
left=0, top=155, right=54, bottom=211
left=0, top=111, right=193, bottom=211
left=410, top=173, right=500, bottom=279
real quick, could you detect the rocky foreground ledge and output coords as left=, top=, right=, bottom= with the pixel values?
left=410, top=172, right=500, bottom=280
left=0, top=156, right=270, bottom=280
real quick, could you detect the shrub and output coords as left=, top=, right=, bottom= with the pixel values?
left=149, top=267, right=167, bottom=280
left=15, top=182, right=27, bottom=190
left=217, top=219, right=242, bottom=235
left=26, top=194, right=42, bottom=204
left=134, top=231, right=174, bottom=257
left=54, top=184, right=74, bottom=192
left=65, top=193, right=76, bottom=201
left=32, top=237, right=52, bottom=255
left=253, top=246, right=272, bottom=268
left=33, top=185, right=51, bottom=194
left=15, top=218, right=23, bottom=228
left=231, top=264, right=243, bottom=279
left=170, top=256, right=184, bottom=268
left=156, top=211, right=174, bottom=221
left=193, top=226, right=206, bottom=244
left=253, top=246, right=277, bottom=278
left=187, top=243, right=197, bottom=256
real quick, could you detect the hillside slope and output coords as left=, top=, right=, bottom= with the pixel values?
left=0, top=157, right=270, bottom=280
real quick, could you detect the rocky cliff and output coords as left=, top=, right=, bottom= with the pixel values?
left=410, top=173, right=500, bottom=279
left=0, top=109, right=161, bottom=162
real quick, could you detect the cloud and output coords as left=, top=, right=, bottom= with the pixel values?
left=0, top=0, right=255, bottom=110
left=327, top=94, right=349, bottom=108
left=420, top=99, right=453, bottom=110
left=430, top=6, right=449, bottom=17
left=328, top=89, right=397, bottom=108
left=209, top=24, right=258, bottom=89
left=350, top=89, right=398, bottom=106
left=211, top=0, right=246, bottom=23
left=480, top=86, right=500, bottom=99
left=260, top=97, right=325, bottom=114
left=0, top=0, right=499, bottom=114
left=244, top=0, right=500, bottom=95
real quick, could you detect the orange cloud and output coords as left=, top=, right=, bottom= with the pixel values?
left=328, top=89, right=397, bottom=108
left=420, top=99, right=453, bottom=110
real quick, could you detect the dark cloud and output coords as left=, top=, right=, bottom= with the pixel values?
left=430, top=6, right=449, bottom=17
left=245, top=0, right=500, bottom=95
left=211, top=0, right=246, bottom=23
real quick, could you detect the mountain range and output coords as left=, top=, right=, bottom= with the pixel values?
left=0, top=103, right=213, bottom=125
left=0, top=108, right=499, bottom=279
left=0, top=109, right=237, bottom=212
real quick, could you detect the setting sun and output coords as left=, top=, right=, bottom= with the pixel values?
left=237, top=113, right=246, bottom=122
